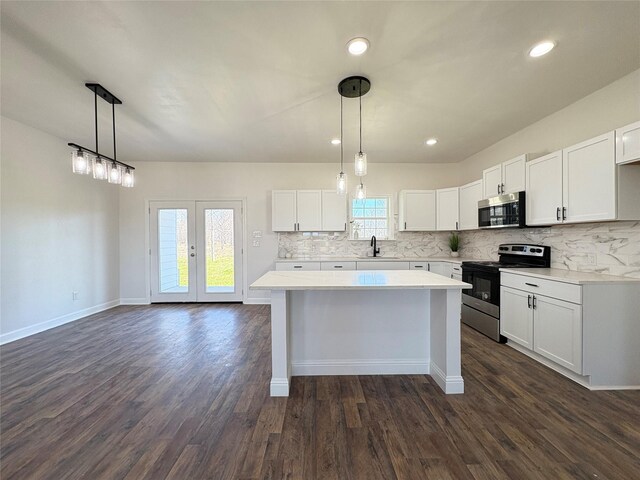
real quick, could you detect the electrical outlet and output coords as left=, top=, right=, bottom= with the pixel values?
left=72, top=291, right=79, bottom=301
left=252, top=240, right=260, bottom=247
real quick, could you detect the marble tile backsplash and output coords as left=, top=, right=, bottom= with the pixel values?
left=278, top=221, right=640, bottom=278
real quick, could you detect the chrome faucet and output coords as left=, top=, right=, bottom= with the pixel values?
left=370, top=235, right=380, bottom=257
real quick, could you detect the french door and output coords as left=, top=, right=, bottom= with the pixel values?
left=150, top=201, right=243, bottom=303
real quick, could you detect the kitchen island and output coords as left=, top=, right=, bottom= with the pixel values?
left=250, top=270, right=471, bottom=396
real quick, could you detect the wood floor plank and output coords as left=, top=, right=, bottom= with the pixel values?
left=1, top=303, right=639, bottom=480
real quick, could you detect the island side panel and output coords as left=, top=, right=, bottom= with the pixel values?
left=288, top=290, right=430, bottom=375
left=270, top=289, right=291, bottom=397
left=429, top=289, right=464, bottom=394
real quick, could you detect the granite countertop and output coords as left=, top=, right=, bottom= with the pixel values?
left=275, top=256, right=481, bottom=264
left=251, top=270, right=472, bottom=291
left=500, top=267, right=640, bottom=285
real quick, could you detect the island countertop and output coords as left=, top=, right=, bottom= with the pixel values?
left=251, top=270, right=472, bottom=291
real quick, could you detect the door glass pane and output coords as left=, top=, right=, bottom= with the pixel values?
left=158, top=209, right=189, bottom=293
left=205, top=209, right=235, bottom=293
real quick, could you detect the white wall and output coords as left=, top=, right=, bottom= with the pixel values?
left=458, top=68, right=640, bottom=183
left=118, top=162, right=460, bottom=303
left=0, top=116, right=120, bottom=343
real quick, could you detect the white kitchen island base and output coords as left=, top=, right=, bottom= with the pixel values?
left=251, top=270, right=470, bottom=397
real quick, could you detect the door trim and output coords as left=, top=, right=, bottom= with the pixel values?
left=144, top=198, right=247, bottom=304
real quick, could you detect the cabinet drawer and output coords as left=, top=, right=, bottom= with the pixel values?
left=275, top=262, right=321, bottom=271
left=357, top=261, right=411, bottom=271
left=320, top=261, right=356, bottom=271
left=410, top=262, right=429, bottom=270
left=501, top=272, right=581, bottom=304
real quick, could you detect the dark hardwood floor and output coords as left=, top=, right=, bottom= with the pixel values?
left=1, top=304, right=639, bottom=479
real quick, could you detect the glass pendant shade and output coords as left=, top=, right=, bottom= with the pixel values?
left=354, top=151, right=367, bottom=176
left=336, top=172, right=347, bottom=195
left=356, top=182, right=366, bottom=200
left=72, top=150, right=91, bottom=175
left=92, top=157, right=108, bottom=180
left=108, top=162, right=122, bottom=184
left=122, top=168, right=135, bottom=188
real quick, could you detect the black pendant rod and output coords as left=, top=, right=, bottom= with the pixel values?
left=94, top=90, right=99, bottom=153
left=112, top=102, right=117, bottom=162
left=340, top=95, right=344, bottom=173
left=359, top=79, right=362, bottom=153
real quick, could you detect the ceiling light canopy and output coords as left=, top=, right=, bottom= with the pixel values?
left=347, top=37, right=369, bottom=56
left=426, top=138, right=438, bottom=146
left=529, top=40, right=556, bottom=58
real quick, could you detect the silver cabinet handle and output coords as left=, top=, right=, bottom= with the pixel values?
left=556, top=207, right=561, bottom=221
left=528, top=295, right=532, bottom=309
left=525, top=282, right=539, bottom=287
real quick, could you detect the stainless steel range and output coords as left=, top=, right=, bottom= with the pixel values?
left=461, top=244, right=551, bottom=342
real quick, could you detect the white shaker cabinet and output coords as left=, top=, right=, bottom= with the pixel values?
left=563, top=132, right=616, bottom=223
left=526, top=150, right=563, bottom=226
left=295, top=190, right=322, bottom=231
left=321, top=190, right=347, bottom=231
left=436, top=187, right=460, bottom=231
left=458, top=180, right=482, bottom=230
left=398, top=190, right=437, bottom=231
left=616, top=120, right=640, bottom=165
left=482, top=155, right=527, bottom=199
left=272, top=190, right=297, bottom=232
left=500, top=286, right=534, bottom=349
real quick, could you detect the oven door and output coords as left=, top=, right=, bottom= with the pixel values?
left=461, top=266, right=500, bottom=317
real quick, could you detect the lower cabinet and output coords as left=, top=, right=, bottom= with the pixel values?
left=275, top=262, right=321, bottom=271
left=500, top=283, right=583, bottom=374
left=320, top=261, right=356, bottom=271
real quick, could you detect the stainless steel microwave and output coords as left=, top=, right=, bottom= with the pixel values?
left=478, top=191, right=526, bottom=229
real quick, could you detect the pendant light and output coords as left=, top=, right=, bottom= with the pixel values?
left=336, top=95, right=347, bottom=195
left=338, top=76, right=371, bottom=199
left=68, top=83, right=135, bottom=187
left=354, top=79, right=367, bottom=177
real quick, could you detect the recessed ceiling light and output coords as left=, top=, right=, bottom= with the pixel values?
left=347, top=37, right=369, bottom=56
left=529, top=40, right=556, bottom=58
left=425, top=138, right=438, bottom=146
left=331, top=138, right=341, bottom=145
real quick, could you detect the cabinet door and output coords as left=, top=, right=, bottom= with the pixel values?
left=275, top=262, right=321, bottom=271
left=436, top=187, right=460, bottom=231
left=526, top=151, right=563, bottom=226
left=357, top=261, right=410, bottom=270
left=563, top=132, right=616, bottom=223
left=482, top=164, right=503, bottom=199
left=500, top=286, right=534, bottom=349
left=296, top=190, right=322, bottom=231
left=616, top=120, right=640, bottom=165
left=502, top=155, right=526, bottom=194
left=459, top=180, right=482, bottom=230
left=533, top=295, right=582, bottom=373
left=321, top=190, right=347, bottom=231
left=400, top=191, right=436, bottom=231
left=429, top=262, right=448, bottom=276
left=272, top=190, right=297, bottom=232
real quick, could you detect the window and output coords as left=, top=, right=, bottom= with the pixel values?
left=350, top=196, right=393, bottom=240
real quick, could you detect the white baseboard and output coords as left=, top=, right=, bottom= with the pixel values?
left=244, top=298, right=270, bottom=305
left=430, top=361, right=465, bottom=394
left=506, top=341, right=640, bottom=391
left=270, top=377, right=290, bottom=396
left=119, top=297, right=150, bottom=305
left=291, top=358, right=429, bottom=376
left=0, top=299, right=120, bottom=345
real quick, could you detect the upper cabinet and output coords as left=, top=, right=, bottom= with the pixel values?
left=526, top=131, right=640, bottom=226
left=459, top=180, right=482, bottom=230
left=399, top=190, right=436, bottom=231
left=616, top=120, right=640, bottom=165
left=272, top=190, right=346, bottom=232
left=436, top=187, right=460, bottom=231
left=482, top=154, right=527, bottom=199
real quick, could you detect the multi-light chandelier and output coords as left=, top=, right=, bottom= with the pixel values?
left=69, top=83, right=135, bottom=188
left=337, top=76, right=370, bottom=198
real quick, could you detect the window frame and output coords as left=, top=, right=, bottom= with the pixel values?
left=349, top=194, right=395, bottom=240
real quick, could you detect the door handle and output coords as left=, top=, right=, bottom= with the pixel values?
left=562, top=207, right=567, bottom=221
left=190, top=253, right=195, bottom=257
left=334, top=265, right=343, bottom=269
left=528, top=295, right=532, bottom=308
left=556, top=207, right=561, bottom=221
left=532, top=295, right=537, bottom=309
left=455, top=221, right=458, bottom=230
left=497, top=184, right=500, bottom=194
left=414, top=265, right=424, bottom=268
left=293, top=265, right=302, bottom=269
left=501, top=183, right=505, bottom=194
left=525, top=282, right=539, bottom=287
left=404, top=222, right=407, bottom=230
left=427, top=264, right=431, bottom=271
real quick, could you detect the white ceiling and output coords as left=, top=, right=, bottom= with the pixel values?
left=1, top=1, right=639, bottom=164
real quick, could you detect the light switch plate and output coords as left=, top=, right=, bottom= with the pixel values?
left=252, top=231, right=262, bottom=238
